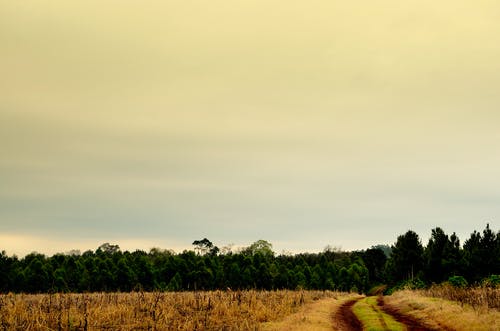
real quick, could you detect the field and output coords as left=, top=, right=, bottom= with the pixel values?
left=0, top=290, right=345, bottom=331
left=2, top=287, right=500, bottom=331
left=384, top=286, right=500, bottom=331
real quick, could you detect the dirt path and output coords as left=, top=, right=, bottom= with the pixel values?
left=334, top=298, right=363, bottom=331
left=334, top=295, right=439, bottom=331
left=264, top=294, right=443, bottom=331
left=376, top=296, right=437, bottom=331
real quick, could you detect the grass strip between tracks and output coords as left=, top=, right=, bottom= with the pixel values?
left=352, top=296, right=404, bottom=331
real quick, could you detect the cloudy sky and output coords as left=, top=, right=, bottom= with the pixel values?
left=1, top=1, right=499, bottom=256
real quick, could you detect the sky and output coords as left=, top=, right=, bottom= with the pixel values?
left=1, top=1, right=500, bottom=257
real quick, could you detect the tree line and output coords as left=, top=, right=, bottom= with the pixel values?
left=0, top=225, right=499, bottom=293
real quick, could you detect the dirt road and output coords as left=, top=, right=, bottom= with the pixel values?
left=264, top=294, right=441, bottom=331
left=334, top=296, right=437, bottom=331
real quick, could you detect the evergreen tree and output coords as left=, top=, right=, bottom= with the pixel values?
left=387, top=230, right=424, bottom=283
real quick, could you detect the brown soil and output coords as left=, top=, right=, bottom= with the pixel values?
left=377, top=296, right=443, bottom=331
left=334, top=298, right=363, bottom=331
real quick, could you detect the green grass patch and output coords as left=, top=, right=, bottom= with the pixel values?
left=352, top=297, right=404, bottom=331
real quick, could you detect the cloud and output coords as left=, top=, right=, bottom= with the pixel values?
left=1, top=1, right=499, bottom=256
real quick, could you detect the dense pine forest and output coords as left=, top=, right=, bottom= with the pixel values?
left=1, top=225, right=499, bottom=293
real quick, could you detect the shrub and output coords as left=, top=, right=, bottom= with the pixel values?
left=447, top=276, right=468, bottom=288
left=482, top=275, right=500, bottom=288
left=386, top=278, right=425, bottom=295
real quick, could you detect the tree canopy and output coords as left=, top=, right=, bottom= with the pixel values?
left=0, top=225, right=498, bottom=293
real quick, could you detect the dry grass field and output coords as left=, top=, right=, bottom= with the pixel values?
left=262, top=293, right=361, bottom=331
left=422, top=283, right=500, bottom=310
left=385, top=287, right=500, bottom=331
left=0, top=290, right=345, bottom=331
left=2, top=287, right=498, bottom=330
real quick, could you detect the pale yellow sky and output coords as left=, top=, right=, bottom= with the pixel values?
left=1, top=1, right=499, bottom=255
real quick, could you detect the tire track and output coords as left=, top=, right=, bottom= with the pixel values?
left=334, top=295, right=444, bottom=331
left=377, top=296, right=442, bottom=331
left=334, top=298, right=363, bottom=331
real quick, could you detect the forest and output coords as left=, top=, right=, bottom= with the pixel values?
left=0, top=224, right=499, bottom=294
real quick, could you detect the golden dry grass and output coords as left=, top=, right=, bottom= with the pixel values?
left=261, top=293, right=360, bottom=331
left=422, top=284, right=500, bottom=310
left=0, top=290, right=346, bottom=330
left=385, top=290, right=500, bottom=331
